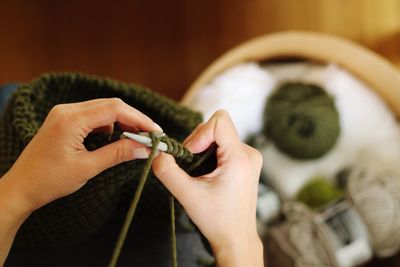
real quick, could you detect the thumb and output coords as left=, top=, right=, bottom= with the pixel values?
left=83, top=138, right=151, bottom=177
left=152, top=152, right=195, bottom=203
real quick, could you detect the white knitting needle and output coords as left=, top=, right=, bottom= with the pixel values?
left=121, top=131, right=168, bottom=152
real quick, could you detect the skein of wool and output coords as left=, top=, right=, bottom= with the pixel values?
left=296, top=178, right=344, bottom=210
left=263, top=82, right=340, bottom=159
left=265, top=202, right=333, bottom=267
left=266, top=200, right=373, bottom=267
left=347, top=165, right=400, bottom=257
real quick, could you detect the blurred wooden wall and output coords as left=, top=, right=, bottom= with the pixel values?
left=0, top=0, right=399, bottom=100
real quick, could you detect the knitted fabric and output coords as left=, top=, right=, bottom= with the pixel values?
left=0, top=73, right=204, bottom=247
left=263, top=82, right=340, bottom=159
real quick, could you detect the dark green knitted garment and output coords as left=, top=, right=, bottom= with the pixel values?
left=0, top=73, right=204, bottom=248
left=263, top=82, right=340, bottom=159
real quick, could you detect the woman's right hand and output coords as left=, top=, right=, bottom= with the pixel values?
left=152, top=110, right=264, bottom=267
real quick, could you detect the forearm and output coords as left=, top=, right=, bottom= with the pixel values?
left=213, top=234, right=264, bottom=267
left=0, top=172, right=32, bottom=265
left=0, top=216, right=22, bottom=266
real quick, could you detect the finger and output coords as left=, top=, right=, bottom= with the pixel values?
left=183, top=122, right=205, bottom=146
left=70, top=98, right=109, bottom=109
left=78, top=98, right=163, bottom=133
left=82, top=138, right=151, bottom=176
left=186, top=110, right=240, bottom=154
left=152, top=152, right=195, bottom=203
left=91, top=124, right=114, bottom=134
left=117, top=122, right=144, bottom=133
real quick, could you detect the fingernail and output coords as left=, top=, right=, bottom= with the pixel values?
left=183, top=138, right=190, bottom=146
left=185, top=140, right=192, bottom=148
left=154, top=123, right=163, bottom=132
left=133, top=147, right=150, bottom=159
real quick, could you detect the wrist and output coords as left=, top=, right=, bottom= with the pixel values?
left=212, top=232, right=264, bottom=267
left=0, top=171, right=34, bottom=223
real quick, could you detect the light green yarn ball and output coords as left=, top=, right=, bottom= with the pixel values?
left=296, top=178, right=344, bottom=210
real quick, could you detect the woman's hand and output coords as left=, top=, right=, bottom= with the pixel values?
left=2, top=98, right=161, bottom=217
left=0, top=98, right=161, bottom=264
left=152, top=110, right=264, bottom=267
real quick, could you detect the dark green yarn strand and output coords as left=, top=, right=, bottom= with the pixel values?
left=263, top=82, right=340, bottom=159
left=160, top=135, right=194, bottom=163
left=108, top=133, right=217, bottom=267
left=170, top=196, right=178, bottom=267
left=108, top=135, right=161, bottom=267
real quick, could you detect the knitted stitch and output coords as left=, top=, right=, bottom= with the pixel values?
left=108, top=133, right=217, bottom=267
left=263, top=82, right=340, bottom=159
left=0, top=73, right=206, bottom=247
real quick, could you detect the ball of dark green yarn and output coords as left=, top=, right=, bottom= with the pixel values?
left=296, top=177, right=344, bottom=210
left=263, top=82, right=340, bottom=159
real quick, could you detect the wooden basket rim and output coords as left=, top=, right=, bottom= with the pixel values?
left=182, top=31, right=400, bottom=116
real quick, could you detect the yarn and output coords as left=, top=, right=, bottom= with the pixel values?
left=0, top=73, right=212, bottom=247
left=267, top=200, right=372, bottom=267
left=108, top=134, right=161, bottom=267
left=296, top=178, right=344, bottom=210
left=190, top=62, right=275, bottom=140
left=170, top=195, right=178, bottom=267
left=109, top=133, right=217, bottom=267
left=263, top=82, right=340, bottom=159
left=347, top=165, right=400, bottom=257
left=160, top=135, right=194, bottom=163
left=265, top=202, right=333, bottom=267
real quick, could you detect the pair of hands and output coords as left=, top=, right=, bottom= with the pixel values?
left=0, top=98, right=263, bottom=266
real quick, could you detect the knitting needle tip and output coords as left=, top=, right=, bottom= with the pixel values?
left=121, top=131, right=168, bottom=152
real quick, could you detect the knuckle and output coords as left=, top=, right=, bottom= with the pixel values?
left=155, top=162, right=170, bottom=178
left=50, top=104, right=65, bottom=117
left=245, top=144, right=263, bottom=168
left=109, top=97, right=124, bottom=109
left=254, top=150, right=263, bottom=168
left=214, top=109, right=229, bottom=119
left=49, top=104, right=73, bottom=124
left=153, top=154, right=176, bottom=178
left=114, top=143, right=131, bottom=164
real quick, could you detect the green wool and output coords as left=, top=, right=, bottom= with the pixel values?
left=108, top=133, right=216, bottom=267
left=0, top=73, right=211, bottom=248
left=263, top=82, right=340, bottom=159
left=296, top=178, right=344, bottom=210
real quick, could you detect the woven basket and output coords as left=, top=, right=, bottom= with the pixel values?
left=182, top=31, right=400, bottom=118
left=182, top=31, right=400, bottom=266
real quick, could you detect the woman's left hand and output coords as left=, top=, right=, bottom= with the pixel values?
left=1, top=98, right=161, bottom=216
